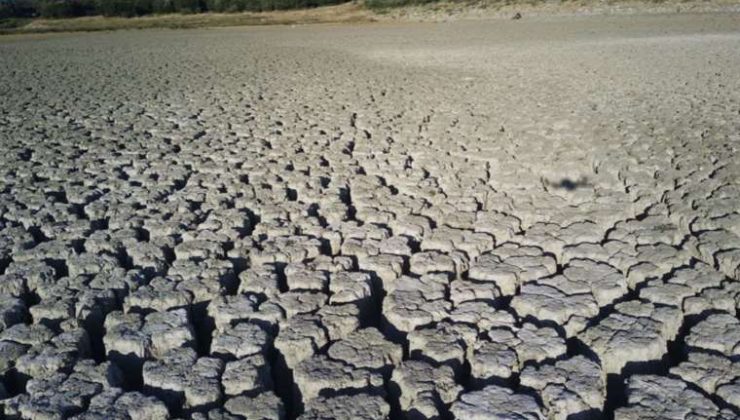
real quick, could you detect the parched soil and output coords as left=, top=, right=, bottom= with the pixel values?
left=0, top=12, right=739, bottom=419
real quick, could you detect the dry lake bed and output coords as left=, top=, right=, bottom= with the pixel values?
left=1, top=12, right=739, bottom=419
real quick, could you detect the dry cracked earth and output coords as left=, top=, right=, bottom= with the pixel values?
left=1, top=12, right=740, bottom=420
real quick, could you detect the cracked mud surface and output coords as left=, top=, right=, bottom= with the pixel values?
left=1, top=12, right=740, bottom=420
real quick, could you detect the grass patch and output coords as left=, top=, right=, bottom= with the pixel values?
left=0, top=18, right=32, bottom=29
left=363, top=0, right=522, bottom=11
left=0, top=2, right=374, bottom=34
left=365, top=0, right=436, bottom=8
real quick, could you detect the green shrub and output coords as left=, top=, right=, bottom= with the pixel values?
left=0, top=0, right=347, bottom=20
left=1, top=0, right=35, bottom=18
left=133, top=0, right=154, bottom=14
left=312, top=0, right=341, bottom=6
left=271, top=0, right=294, bottom=9
left=34, top=0, right=95, bottom=17
left=206, top=0, right=263, bottom=12
left=96, top=0, right=176, bottom=16
left=242, top=0, right=262, bottom=11
left=0, top=1, right=15, bottom=18
left=151, top=0, right=174, bottom=13
left=94, top=0, right=133, bottom=16
left=205, top=0, right=230, bottom=12
left=172, top=0, right=201, bottom=13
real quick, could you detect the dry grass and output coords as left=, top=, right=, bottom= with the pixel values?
left=0, top=2, right=375, bottom=35
left=1, top=0, right=738, bottom=36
